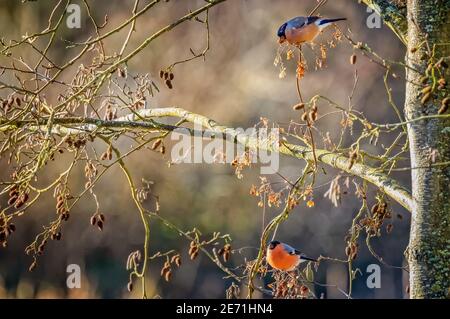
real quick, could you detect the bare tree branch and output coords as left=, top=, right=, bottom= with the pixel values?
left=2, top=107, right=413, bottom=212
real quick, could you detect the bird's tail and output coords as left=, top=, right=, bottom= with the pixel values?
left=318, top=18, right=347, bottom=26
left=300, top=255, right=318, bottom=262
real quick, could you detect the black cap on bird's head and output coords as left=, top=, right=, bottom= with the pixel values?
left=268, top=240, right=281, bottom=250
left=277, top=23, right=287, bottom=43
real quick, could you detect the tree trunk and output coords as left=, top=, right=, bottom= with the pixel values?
left=405, top=0, right=450, bottom=299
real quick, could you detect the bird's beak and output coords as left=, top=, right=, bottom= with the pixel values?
left=278, top=36, right=286, bottom=44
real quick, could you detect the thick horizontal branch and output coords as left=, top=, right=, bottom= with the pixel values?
left=358, top=0, right=408, bottom=45
left=0, top=107, right=413, bottom=212
left=141, top=108, right=413, bottom=212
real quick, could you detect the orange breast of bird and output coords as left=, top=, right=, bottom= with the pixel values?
left=266, top=245, right=300, bottom=271
left=286, top=23, right=320, bottom=45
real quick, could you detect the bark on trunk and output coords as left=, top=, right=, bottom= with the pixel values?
left=405, top=0, right=450, bottom=299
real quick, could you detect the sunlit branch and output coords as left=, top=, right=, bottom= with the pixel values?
left=1, top=107, right=413, bottom=212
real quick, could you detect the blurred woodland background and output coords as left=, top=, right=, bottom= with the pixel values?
left=0, top=0, right=411, bottom=298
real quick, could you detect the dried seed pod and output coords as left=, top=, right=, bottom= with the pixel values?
left=98, top=213, right=105, bottom=223
left=174, top=255, right=181, bottom=267
left=9, top=187, right=19, bottom=198
left=371, top=204, right=379, bottom=215
left=188, top=244, right=198, bottom=255
left=28, top=260, right=37, bottom=272
left=350, top=243, right=358, bottom=255
left=56, top=199, right=65, bottom=210
left=308, top=111, right=318, bottom=122
left=14, top=200, right=25, bottom=209
left=152, top=139, right=162, bottom=150
left=301, top=112, right=308, bottom=122
left=190, top=250, right=199, bottom=260
left=386, top=223, right=394, bottom=234
left=293, top=103, right=305, bottom=110
left=164, top=260, right=170, bottom=269
left=345, top=246, right=351, bottom=256
left=169, top=73, right=174, bottom=80
left=159, top=145, right=166, bottom=154
left=164, top=72, right=169, bottom=80
left=438, top=97, right=449, bottom=114
left=164, top=270, right=172, bottom=282
left=350, top=53, right=357, bottom=65
left=165, top=80, right=173, bottom=89
left=118, top=68, right=127, bottom=78
left=62, top=213, right=70, bottom=221
left=299, top=285, right=309, bottom=296
left=37, top=243, right=45, bottom=254
left=421, top=86, right=432, bottom=95
left=57, top=206, right=67, bottom=215
left=97, top=220, right=104, bottom=231
left=159, top=70, right=164, bottom=78
left=223, top=250, right=230, bottom=262
left=161, top=263, right=170, bottom=276
left=170, top=254, right=179, bottom=264
left=410, top=47, right=418, bottom=53
left=127, top=281, right=133, bottom=292
left=7, top=196, right=18, bottom=206
left=7, top=96, right=13, bottom=106
left=51, top=232, right=61, bottom=240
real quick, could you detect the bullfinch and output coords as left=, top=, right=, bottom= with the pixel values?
left=266, top=240, right=317, bottom=271
left=277, top=16, right=346, bottom=45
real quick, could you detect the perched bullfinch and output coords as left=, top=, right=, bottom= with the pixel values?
left=266, top=241, right=317, bottom=271
left=277, top=16, right=346, bottom=45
